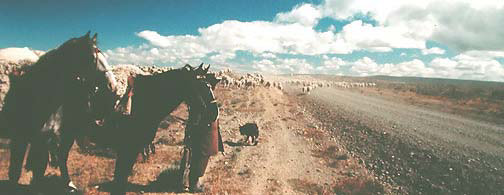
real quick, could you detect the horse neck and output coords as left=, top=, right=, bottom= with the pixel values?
left=24, top=50, right=67, bottom=86
left=133, top=73, right=186, bottom=122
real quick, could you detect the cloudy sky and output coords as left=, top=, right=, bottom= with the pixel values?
left=1, top=0, right=504, bottom=81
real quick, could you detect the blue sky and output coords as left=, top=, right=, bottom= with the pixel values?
left=0, top=0, right=316, bottom=50
left=1, top=0, right=504, bottom=81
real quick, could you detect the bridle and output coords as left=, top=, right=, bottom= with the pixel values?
left=94, top=47, right=101, bottom=67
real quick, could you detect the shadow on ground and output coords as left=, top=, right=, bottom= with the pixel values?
left=0, top=175, right=84, bottom=195
left=224, top=140, right=247, bottom=147
left=96, top=166, right=184, bottom=193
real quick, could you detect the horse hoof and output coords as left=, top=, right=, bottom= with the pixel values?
left=66, top=181, right=79, bottom=193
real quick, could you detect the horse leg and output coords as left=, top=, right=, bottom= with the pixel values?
left=246, top=136, right=251, bottom=145
left=29, top=136, right=49, bottom=185
left=150, top=143, right=156, bottom=154
left=58, top=128, right=78, bottom=191
left=8, top=136, right=28, bottom=184
left=111, top=149, right=138, bottom=195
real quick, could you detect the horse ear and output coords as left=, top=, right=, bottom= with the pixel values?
left=193, top=63, right=205, bottom=75
left=196, top=63, right=204, bottom=72
left=204, top=64, right=210, bottom=73
left=92, top=33, right=98, bottom=43
left=85, top=31, right=91, bottom=37
left=183, top=64, right=192, bottom=71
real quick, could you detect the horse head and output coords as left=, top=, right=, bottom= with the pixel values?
left=58, top=31, right=119, bottom=122
left=182, top=64, right=222, bottom=126
left=194, top=63, right=210, bottom=76
left=203, top=72, right=221, bottom=90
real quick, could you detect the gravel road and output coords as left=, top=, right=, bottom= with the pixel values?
left=295, top=86, right=504, bottom=194
left=312, top=87, right=504, bottom=157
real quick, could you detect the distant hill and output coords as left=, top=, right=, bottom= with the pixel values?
left=368, top=75, right=503, bottom=86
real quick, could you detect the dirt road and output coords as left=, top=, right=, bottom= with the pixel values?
left=297, top=86, right=504, bottom=194
left=202, top=87, right=383, bottom=194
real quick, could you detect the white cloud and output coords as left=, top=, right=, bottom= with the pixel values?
left=321, top=0, right=504, bottom=52
left=0, top=47, right=45, bottom=63
left=347, top=55, right=504, bottom=81
left=209, top=52, right=236, bottom=64
left=461, top=50, right=504, bottom=59
left=394, top=59, right=435, bottom=77
left=110, top=0, right=504, bottom=66
left=429, top=56, right=504, bottom=81
left=251, top=58, right=316, bottom=74
left=136, top=30, right=209, bottom=59
left=429, top=2, right=504, bottom=51
left=275, top=3, right=322, bottom=27
left=258, top=52, right=277, bottom=59
left=198, top=20, right=351, bottom=55
left=350, top=57, right=381, bottom=76
left=421, top=47, right=445, bottom=55
left=108, top=19, right=356, bottom=66
left=104, top=0, right=504, bottom=82
left=350, top=57, right=434, bottom=77
left=320, top=56, right=345, bottom=72
left=340, top=20, right=425, bottom=51
left=105, top=44, right=204, bottom=66
left=430, top=58, right=457, bottom=69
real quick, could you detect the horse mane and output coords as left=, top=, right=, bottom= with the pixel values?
left=23, top=37, right=91, bottom=80
left=133, top=65, right=199, bottom=108
left=33, top=47, right=60, bottom=68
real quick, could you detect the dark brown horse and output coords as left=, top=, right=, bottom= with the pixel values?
left=46, top=64, right=209, bottom=194
left=1, top=32, right=118, bottom=191
left=109, top=64, right=210, bottom=195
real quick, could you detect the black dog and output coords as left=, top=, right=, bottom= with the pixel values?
left=239, top=123, right=259, bottom=145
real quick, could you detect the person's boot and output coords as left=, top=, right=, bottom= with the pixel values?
left=189, top=175, right=203, bottom=193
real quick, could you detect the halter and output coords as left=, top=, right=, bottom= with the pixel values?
left=93, top=46, right=118, bottom=90
left=206, top=83, right=217, bottom=104
left=94, top=47, right=101, bottom=66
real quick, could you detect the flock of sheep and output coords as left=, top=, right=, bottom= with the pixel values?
left=286, top=80, right=377, bottom=94
left=216, top=68, right=284, bottom=90
left=213, top=69, right=377, bottom=95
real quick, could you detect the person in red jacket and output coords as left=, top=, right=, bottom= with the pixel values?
left=182, top=73, right=224, bottom=192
